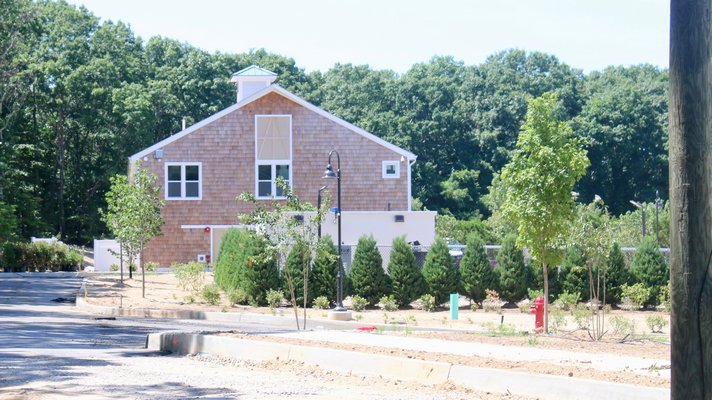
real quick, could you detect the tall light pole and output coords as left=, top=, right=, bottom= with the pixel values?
left=317, top=185, right=328, bottom=239
left=322, top=150, right=348, bottom=317
left=654, top=190, right=662, bottom=244
left=630, top=200, right=646, bottom=238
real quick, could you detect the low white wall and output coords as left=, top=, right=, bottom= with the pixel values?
left=93, top=239, right=120, bottom=272
left=320, top=211, right=436, bottom=247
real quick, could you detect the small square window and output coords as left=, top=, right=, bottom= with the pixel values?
left=382, top=161, right=400, bottom=179
left=165, top=163, right=201, bottom=200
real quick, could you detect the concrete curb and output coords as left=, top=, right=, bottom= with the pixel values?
left=147, top=332, right=669, bottom=400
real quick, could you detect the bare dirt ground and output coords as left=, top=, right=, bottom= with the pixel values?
left=83, top=272, right=671, bottom=389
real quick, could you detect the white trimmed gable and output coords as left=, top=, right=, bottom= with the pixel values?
left=129, top=85, right=416, bottom=163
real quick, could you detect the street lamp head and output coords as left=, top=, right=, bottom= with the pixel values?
left=319, top=185, right=328, bottom=192
left=630, top=200, right=643, bottom=209
left=322, top=164, right=338, bottom=179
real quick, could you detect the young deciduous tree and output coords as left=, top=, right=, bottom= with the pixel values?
left=349, top=235, right=390, bottom=306
left=500, top=93, right=589, bottom=332
left=459, top=233, right=498, bottom=303
left=388, top=235, right=425, bottom=307
left=102, top=163, right=164, bottom=297
left=421, top=237, right=459, bottom=305
left=282, top=238, right=312, bottom=306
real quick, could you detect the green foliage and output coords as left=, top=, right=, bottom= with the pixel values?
left=213, top=228, right=279, bottom=306
left=554, top=291, right=580, bottom=311
left=312, top=296, right=330, bottom=310
left=421, top=237, right=459, bottom=305
left=621, top=283, right=650, bottom=311
left=378, top=295, right=398, bottom=312
left=658, top=283, right=671, bottom=313
left=227, top=288, right=249, bottom=306
left=646, top=315, right=668, bottom=333
left=606, top=242, right=630, bottom=305
left=495, top=235, right=529, bottom=302
left=282, top=239, right=312, bottom=306
left=0, top=202, right=18, bottom=244
left=311, top=235, right=338, bottom=303
left=527, top=288, right=544, bottom=300
left=630, top=236, right=668, bottom=306
left=144, top=262, right=159, bottom=272
left=419, top=294, right=437, bottom=312
left=559, top=246, right=589, bottom=300
left=173, top=262, right=205, bottom=294
left=349, top=235, right=390, bottom=305
left=459, top=233, right=499, bottom=302
left=103, top=165, right=164, bottom=281
left=435, top=215, right=497, bottom=245
left=548, top=308, right=567, bottom=333
left=572, top=303, right=592, bottom=330
left=388, top=235, right=425, bottom=306
left=609, top=315, right=637, bottom=337
left=266, top=289, right=283, bottom=309
left=201, top=284, right=221, bottom=305
left=350, top=295, right=367, bottom=311
left=0, top=241, right=82, bottom=272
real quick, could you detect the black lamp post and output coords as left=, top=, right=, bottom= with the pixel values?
left=630, top=199, right=646, bottom=238
left=322, top=150, right=346, bottom=312
left=317, top=185, right=328, bottom=239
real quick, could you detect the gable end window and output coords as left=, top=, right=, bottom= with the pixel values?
left=255, top=115, right=292, bottom=199
left=382, top=161, right=400, bottom=179
left=165, top=162, right=202, bottom=200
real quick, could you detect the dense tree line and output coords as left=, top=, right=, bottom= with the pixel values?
left=0, top=0, right=669, bottom=245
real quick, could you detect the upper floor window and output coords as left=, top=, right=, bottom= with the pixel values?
left=166, top=162, right=202, bottom=200
left=255, top=115, right=292, bottom=198
left=382, top=161, right=400, bottom=179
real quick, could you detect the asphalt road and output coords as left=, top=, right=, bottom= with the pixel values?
left=0, top=273, right=479, bottom=400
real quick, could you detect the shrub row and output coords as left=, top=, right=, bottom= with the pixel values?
left=212, top=228, right=670, bottom=311
left=0, top=241, right=83, bottom=272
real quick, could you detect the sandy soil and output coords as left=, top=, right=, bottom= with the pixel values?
left=83, top=272, right=671, bottom=389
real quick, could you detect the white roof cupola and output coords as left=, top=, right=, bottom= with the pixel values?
left=230, top=65, right=278, bottom=102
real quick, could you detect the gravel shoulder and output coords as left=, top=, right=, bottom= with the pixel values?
left=83, top=272, right=671, bottom=389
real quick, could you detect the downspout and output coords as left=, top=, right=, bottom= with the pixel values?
left=408, top=157, right=416, bottom=211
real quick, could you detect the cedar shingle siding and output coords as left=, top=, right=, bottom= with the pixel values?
left=138, top=92, right=410, bottom=266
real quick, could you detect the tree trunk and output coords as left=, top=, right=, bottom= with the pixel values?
left=543, top=262, right=549, bottom=334
left=669, top=0, right=712, bottom=398
left=140, top=244, right=145, bottom=298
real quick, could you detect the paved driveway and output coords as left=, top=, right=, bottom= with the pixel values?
left=0, top=274, right=478, bottom=400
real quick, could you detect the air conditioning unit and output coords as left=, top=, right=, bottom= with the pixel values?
left=197, top=254, right=207, bottom=263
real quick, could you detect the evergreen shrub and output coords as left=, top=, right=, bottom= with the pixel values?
left=311, top=235, right=338, bottom=303
left=496, top=235, right=529, bottom=303
left=421, top=237, right=459, bottom=305
left=388, top=235, right=425, bottom=306
left=349, top=235, right=390, bottom=305
left=459, top=233, right=498, bottom=303
left=630, top=236, right=668, bottom=306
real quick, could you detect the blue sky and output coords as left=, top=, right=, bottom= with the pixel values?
left=65, top=0, right=669, bottom=74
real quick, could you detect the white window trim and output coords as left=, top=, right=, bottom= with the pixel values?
left=165, top=162, right=202, bottom=200
left=255, top=115, right=292, bottom=199
left=382, top=160, right=400, bottom=179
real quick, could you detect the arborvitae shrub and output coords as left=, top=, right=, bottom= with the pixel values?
left=282, top=239, right=312, bottom=306
left=630, top=236, right=668, bottom=306
left=214, top=228, right=252, bottom=291
left=311, top=235, right=339, bottom=304
left=349, top=235, right=390, bottom=305
left=495, top=235, right=529, bottom=303
left=422, top=237, right=459, bottom=305
left=606, top=242, right=630, bottom=305
left=560, top=245, right=589, bottom=300
left=388, top=235, right=425, bottom=307
left=214, top=228, right=279, bottom=306
left=459, top=233, right=499, bottom=303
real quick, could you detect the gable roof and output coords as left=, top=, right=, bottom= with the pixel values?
left=231, top=65, right=278, bottom=79
left=129, top=85, right=417, bottom=162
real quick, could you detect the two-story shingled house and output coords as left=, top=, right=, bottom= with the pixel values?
left=128, top=66, right=435, bottom=267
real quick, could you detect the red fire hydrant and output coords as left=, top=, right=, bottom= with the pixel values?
left=529, top=296, right=545, bottom=333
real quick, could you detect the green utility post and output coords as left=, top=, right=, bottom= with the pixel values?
left=450, top=293, right=459, bottom=320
